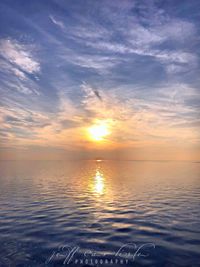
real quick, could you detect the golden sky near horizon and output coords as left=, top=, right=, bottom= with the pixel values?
left=1, top=83, right=199, bottom=161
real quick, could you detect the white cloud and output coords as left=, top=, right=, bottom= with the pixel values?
left=166, top=64, right=187, bottom=74
left=49, top=15, right=65, bottom=29
left=80, top=82, right=199, bottom=144
left=12, top=67, right=27, bottom=80
left=1, top=81, right=199, bottom=149
left=0, top=39, right=40, bottom=74
left=67, top=8, right=197, bottom=75
left=127, top=19, right=195, bottom=48
left=0, top=38, right=41, bottom=95
left=68, top=54, right=119, bottom=74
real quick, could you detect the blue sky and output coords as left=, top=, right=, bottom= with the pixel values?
left=0, top=0, right=199, bottom=160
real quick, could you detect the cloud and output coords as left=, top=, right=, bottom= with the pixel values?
left=0, top=80, right=199, bottom=151
left=0, top=106, right=50, bottom=130
left=0, top=0, right=199, bottom=158
left=67, top=54, right=120, bottom=74
left=0, top=39, right=40, bottom=75
left=126, top=19, right=195, bottom=47
left=0, top=38, right=41, bottom=95
left=81, top=83, right=103, bottom=102
left=49, top=15, right=65, bottom=29
left=12, top=67, right=27, bottom=80
left=80, top=38, right=197, bottom=75
left=64, top=4, right=197, bottom=75
left=80, top=82, right=200, bottom=145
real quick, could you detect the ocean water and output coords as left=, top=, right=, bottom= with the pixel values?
left=0, top=160, right=200, bottom=267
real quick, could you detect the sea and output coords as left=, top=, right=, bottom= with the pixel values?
left=0, top=160, right=200, bottom=267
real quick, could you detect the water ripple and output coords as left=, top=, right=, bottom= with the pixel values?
left=0, top=161, right=200, bottom=266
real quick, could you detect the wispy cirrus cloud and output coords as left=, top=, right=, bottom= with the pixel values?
left=0, top=80, right=199, bottom=152
left=0, top=38, right=41, bottom=95
left=78, top=30, right=197, bottom=76
left=60, top=3, right=197, bottom=76
left=49, top=15, right=65, bottom=30
left=80, top=82, right=200, bottom=145
left=0, top=39, right=40, bottom=75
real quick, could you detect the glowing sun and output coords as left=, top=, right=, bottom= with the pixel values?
left=88, top=121, right=110, bottom=141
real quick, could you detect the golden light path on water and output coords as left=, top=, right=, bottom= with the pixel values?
left=87, top=160, right=108, bottom=198
left=87, top=167, right=105, bottom=197
left=93, top=169, right=105, bottom=195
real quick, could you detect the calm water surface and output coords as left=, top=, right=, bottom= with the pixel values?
left=0, top=160, right=200, bottom=267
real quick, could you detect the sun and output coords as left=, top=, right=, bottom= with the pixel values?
left=88, top=121, right=111, bottom=141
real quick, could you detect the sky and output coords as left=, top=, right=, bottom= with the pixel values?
left=0, top=0, right=200, bottom=160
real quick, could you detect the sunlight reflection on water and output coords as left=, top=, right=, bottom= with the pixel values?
left=0, top=160, right=200, bottom=266
left=93, top=169, right=105, bottom=195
